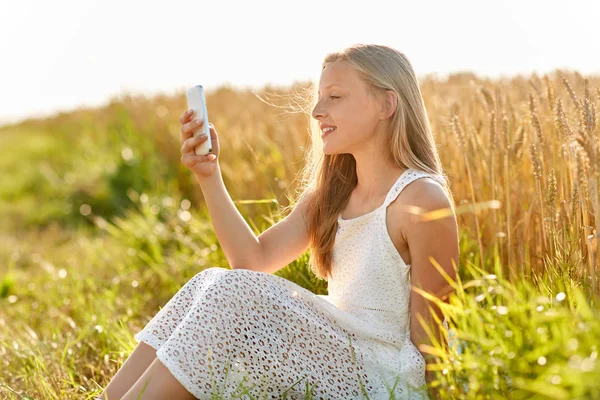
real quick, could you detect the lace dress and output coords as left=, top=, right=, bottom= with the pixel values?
left=134, top=168, right=450, bottom=399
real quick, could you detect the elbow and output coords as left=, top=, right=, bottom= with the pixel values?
left=230, top=241, right=262, bottom=272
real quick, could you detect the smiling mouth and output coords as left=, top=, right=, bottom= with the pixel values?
left=321, top=127, right=336, bottom=138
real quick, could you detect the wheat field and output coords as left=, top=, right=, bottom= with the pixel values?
left=1, top=71, right=599, bottom=399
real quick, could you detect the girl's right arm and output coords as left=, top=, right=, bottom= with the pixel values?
left=180, top=109, right=311, bottom=273
left=195, top=169, right=312, bottom=274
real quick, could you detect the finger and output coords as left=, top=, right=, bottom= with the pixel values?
left=180, top=118, right=205, bottom=142
left=181, top=132, right=209, bottom=154
left=203, top=123, right=216, bottom=140
left=204, top=124, right=217, bottom=141
left=179, top=109, right=195, bottom=125
left=180, top=152, right=216, bottom=166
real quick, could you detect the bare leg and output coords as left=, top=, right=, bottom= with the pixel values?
left=121, top=357, right=196, bottom=400
left=97, top=341, right=158, bottom=400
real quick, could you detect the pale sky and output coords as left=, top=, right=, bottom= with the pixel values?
left=1, top=0, right=598, bottom=127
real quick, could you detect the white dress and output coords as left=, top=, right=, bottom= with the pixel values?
left=134, top=168, right=449, bottom=399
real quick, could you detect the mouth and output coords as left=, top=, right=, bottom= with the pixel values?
left=321, top=127, right=337, bottom=138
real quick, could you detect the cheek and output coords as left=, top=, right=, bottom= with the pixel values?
left=340, top=103, right=373, bottom=135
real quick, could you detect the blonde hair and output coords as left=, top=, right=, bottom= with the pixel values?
left=284, top=44, right=455, bottom=281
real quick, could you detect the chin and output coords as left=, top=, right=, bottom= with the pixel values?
left=322, top=144, right=342, bottom=156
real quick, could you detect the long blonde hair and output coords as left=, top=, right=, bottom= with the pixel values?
left=285, top=44, right=455, bottom=281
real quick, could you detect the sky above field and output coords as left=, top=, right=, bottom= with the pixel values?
left=1, top=0, right=598, bottom=126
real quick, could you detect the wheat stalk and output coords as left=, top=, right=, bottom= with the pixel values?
left=561, top=74, right=582, bottom=113
left=451, top=115, right=485, bottom=271
left=544, top=74, right=556, bottom=114
left=530, top=137, right=542, bottom=180
left=546, top=168, right=558, bottom=220
left=529, top=93, right=545, bottom=152
left=501, top=108, right=515, bottom=278
left=529, top=134, right=548, bottom=265
left=545, top=168, right=558, bottom=259
left=510, top=126, right=526, bottom=158
left=554, top=98, right=576, bottom=139
left=571, top=180, right=579, bottom=231
left=478, top=86, right=494, bottom=113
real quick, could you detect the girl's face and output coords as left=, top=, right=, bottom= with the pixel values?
left=312, top=60, right=382, bottom=154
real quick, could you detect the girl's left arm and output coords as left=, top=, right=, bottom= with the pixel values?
left=402, top=179, right=459, bottom=398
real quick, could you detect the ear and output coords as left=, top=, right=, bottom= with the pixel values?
left=379, top=90, right=398, bottom=120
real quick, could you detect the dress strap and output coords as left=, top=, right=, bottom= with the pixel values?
left=382, top=168, right=446, bottom=209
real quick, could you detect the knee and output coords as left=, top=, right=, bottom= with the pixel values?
left=194, top=266, right=225, bottom=278
left=230, top=266, right=255, bottom=272
left=201, top=268, right=250, bottom=299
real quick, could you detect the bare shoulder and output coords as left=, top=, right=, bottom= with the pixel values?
left=387, top=176, right=455, bottom=247
left=392, top=177, right=452, bottom=217
left=402, top=177, right=449, bottom=207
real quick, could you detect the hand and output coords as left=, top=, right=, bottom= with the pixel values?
left=179, top=109, right=221, bottom=179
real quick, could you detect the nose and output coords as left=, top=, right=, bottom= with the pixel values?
left=312, top=100, right=326, bottom=120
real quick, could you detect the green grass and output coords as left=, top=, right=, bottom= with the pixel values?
left=1, top=75, right=599, bottom=399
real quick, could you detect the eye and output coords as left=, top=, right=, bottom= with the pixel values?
left=329, top=96, right=340, bottom=100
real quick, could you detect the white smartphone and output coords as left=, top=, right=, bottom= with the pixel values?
left=186, top=85, right=213, bottom=156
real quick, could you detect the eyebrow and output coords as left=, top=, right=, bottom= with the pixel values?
left=318, top=84, right=343, bottom=94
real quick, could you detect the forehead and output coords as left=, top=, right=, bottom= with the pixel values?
left=318, top=61, right=358, bottom=94
left=318, top=83, right=343, bottom=94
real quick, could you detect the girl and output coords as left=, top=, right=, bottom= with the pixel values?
left=100, top=43, right=459, bottom=400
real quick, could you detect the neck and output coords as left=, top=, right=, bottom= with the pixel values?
left=353, top=162, right=406, bottom=201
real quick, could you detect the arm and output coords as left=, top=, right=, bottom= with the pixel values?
left=402, top=179, right=459, bottom=399
left=253, top=189, right=312, bottom=274
left=197, top=167, right=312, bottom=273
left=196, top=167, right=261, bottom=270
